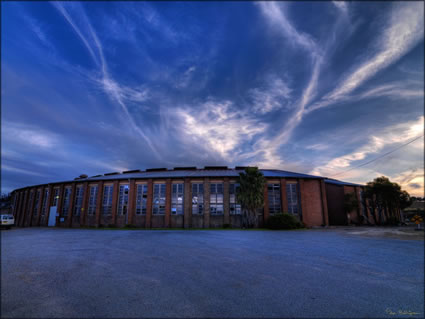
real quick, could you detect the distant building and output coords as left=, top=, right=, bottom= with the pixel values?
left=11, top=166, right=364, bottom=228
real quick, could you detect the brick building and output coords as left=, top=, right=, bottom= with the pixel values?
left=11, top=166, right=363, bottom=228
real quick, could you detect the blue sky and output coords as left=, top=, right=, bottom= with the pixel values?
left=1, top=1, right=424, bottom=196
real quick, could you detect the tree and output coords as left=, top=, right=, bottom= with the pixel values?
left=363, top=176, right=411, bottom=225
left=343, top=192, right=359, bottom=224
left=236, top=167, right=266, bottom=228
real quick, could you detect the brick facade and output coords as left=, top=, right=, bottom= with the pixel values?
left=12, top=169, right=357, bottom=229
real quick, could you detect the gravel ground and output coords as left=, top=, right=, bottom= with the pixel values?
left=1, top=228, right=424, bottom=318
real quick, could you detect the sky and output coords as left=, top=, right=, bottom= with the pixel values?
left=1, top=1, right=424, bottom=197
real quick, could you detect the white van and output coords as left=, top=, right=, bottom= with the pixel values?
left=1, top=214, right=15, bottom=229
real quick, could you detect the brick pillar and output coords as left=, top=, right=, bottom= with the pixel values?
left=299, top=179, right=307, bottom=225
left=280, top=178, right=288, bottom=213
left=80, top=182, right=89, bottom=227
left=127, top=180, right=136, bottom=226
left=111, top=181, right=119, bottom=226
left=15, top=192, right=23, bottom=226
left=95, top=181, right=104, bottom=227
left=165, top=179, right=171, bottom=228
left=263, top=184, right=269, bottom=222
left=203, top=178, right=210, bottom=228
left=320, top=180, right=329, bottom=226
left=355, top=186, right=362, bottom=224
left=21, top=190, right=30, bottom=227
left=56, top=184, right=65, bottom=226
left=223, top=178, right=230, bottom=225
left=36, top=189, right=43, bottom=226
left=44, top=185, right=53, bottom=226
left=67, top=183, right=77, bottom=227
left=26, top=190, right=36, bottom=227
left=14, top=192, right=21, bottom=225
left=12, top=193, right=18, bottom=218
left=183, top=178, right=192, bottom=228
left=145, top=179, right=153, bottom=229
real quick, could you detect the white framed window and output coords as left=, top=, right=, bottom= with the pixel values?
left=229, top=183, right=241, bottom=215
left=73, top=186, right=84, bottom=216
left=117, top=185, right=129, bottom=215
left=88, top=186, right=98, bottom=215
left=210, top=183, right=224, bottom=215
left=62, top=187, right=72, bottom=216
left=268, top=184, right=281, bottom=215
left=41, top=189, right=49, bottom=216
left=52, top=188, right=60, bottom=207
left=136, top=184, right=148, bottom=215
left=172, top=183, right=184, bottom=215
left=102, top=185, right=113, bottom=215
left=192, top=183, right=204, bottom=215
left=286, top=183, right=299, bottom=215
left=33, top=190, right=40, bottom=216
left=153, top=184, right=166, bottom=215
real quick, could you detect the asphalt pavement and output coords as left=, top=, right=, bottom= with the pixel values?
left=1, top=228, right=424, bottom=318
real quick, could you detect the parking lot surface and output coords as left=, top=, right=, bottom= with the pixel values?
left=1, top=228, right=424, bottom=318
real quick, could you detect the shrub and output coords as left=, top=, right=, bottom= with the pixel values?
left=266, top=213, right=303, bottom=230
left=223, top=223, right=231, bottom=229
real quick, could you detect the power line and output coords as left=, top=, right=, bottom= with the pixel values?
left=329, top=134, right=424, bottom=178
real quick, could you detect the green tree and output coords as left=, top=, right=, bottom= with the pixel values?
left=343, top=192, right=360, bottom=224
left=363, top=176, right=411, bottom=225
left=236, top=167, right=266, bottom=228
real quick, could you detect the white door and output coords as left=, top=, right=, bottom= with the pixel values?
left=48, top=207, right=57, bottom=227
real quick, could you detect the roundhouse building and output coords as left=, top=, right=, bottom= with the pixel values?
left=10, top=166, right=364, bottom=228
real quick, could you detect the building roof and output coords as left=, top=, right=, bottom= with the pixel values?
left=11, top=166, right=362, bottom=191
left=74, top=168, right=323, bottom=182
left=324, top=178, right=364, bottom=187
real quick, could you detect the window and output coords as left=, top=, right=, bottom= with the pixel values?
left=62, top=187, right=72, bottom=216
left=52, top=188, right=59, bottom=207
left=136, top=184, right=148, bottom=215
left=117, top=185, right=129, bottom=215
left=172, top=183, right=184, bottom=215
left=153, top=184, right=166, bottom=215
left=73, top=186, right=84, bottom=216
left=192, top=183, right=204, bottom=215
left=268, top=184, right=281, bottom=215
left=102, top=185, right=113, bottom=215
left=88, top=186, right=98, bottom=215
left=286, top=183, right=299, bottom=215
left=229, top=183, right=242, bottom=215
left=33, top=190, right=40, bottom=216
left=210, top=183, right=224, bottom=215
left=41, top=189, right=49, bottom=216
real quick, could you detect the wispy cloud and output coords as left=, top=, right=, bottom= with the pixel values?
left=308, top=2, right=424, bottom=112
left=257, top=2, right=320, bottom=58
left=2, top=121, right=59, bottom=149
left=332, top=1, right=348, bottom=15
left=393, top=168, right=424, bottom=197
left=51, top=2, right=161, bottom=159
left=311, top=116, right=424, bottom=176
left=249, top=75, right=292, bottom=114
left=168, top=99, right=266, bottom=161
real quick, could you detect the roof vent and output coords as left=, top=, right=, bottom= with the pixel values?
left=91, top=174, right=103, bottom=178
left=235, top=166, right=257, bottom=170
left=146, top=168, right=168, bottom=172
left=173, top=167, right=197, bottom=171
left=104, top=172, right=120, bottom=176
left=79, top=174, right=88, bottom=178
left=123, top=169, right=142, bottom=174
left=204, top=166, right=228, bottom=170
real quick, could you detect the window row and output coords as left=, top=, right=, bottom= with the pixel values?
left=21, top=181, right=300, bottom=217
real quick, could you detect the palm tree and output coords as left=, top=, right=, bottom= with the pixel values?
left=236, top=167, right=266, bottom=228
